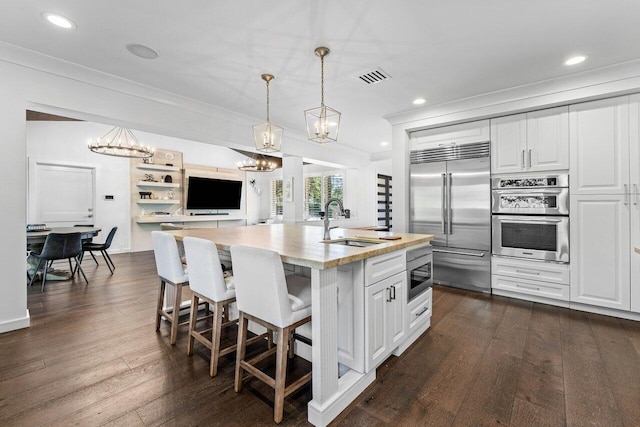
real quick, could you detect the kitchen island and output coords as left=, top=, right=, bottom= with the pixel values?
left=169, top=224, right=433, bottom=426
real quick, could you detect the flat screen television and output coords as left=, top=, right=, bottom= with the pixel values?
left=186, top=176, right=243, bottom=210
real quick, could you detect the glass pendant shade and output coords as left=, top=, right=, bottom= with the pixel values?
left=305, top=47, right=341, bottom=144
left=253, top=121, right=283, bottom=153
left=304, top=105, right=341, bottom=144
left=254, top=73, right=283, bottom=153
left=88, top=126, right=153, bottom=158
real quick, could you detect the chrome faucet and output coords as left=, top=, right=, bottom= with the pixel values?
left=323, top=198, right=344, bottom=240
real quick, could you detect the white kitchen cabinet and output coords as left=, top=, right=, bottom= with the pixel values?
left=365, top=271, right=406, bottom=372
left=410, top=120, right=490, bottom=151
left=570, top=96, right=630, bottom=195
left=491, top=106, right=569, bottom=174
left=570, top=195, right=630, bottom=310
left=630, top=94, right=640, bottom=313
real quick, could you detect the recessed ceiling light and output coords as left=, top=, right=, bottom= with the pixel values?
left=126, top=44, right=159, bottom=60
left=380, top=141, right=389, bottom=146
left=412, top=98, right=426, bottom=105
left=564, top=55, right=587, bottom=66
left=42, top=12, right=76, bottom=29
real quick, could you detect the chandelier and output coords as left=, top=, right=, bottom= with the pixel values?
left=253, top=74, right=283, bottom=153
left=304, top=47, right=341, bottom=144
left=88, top=126, right=153, bottom=158
left=236, top=152, right=277, bottom=172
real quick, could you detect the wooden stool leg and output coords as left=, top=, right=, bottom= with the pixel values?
left=210, top=301, right=224, bottom=377
left=268, top=329, right=274, bottom=349
left=234, top=312, right=248, bottom=393
left=156, top=280, right=166, bottom=331
left=288, top=329, right=295, bottom=359
left=170, top=284, right=183, bottom=345
left=204, top=302, right=210, bottom=316
left=274, top=326, right=289, bottom=424
left=187, top=294, right=199, bottom=356
left=223, top=302, right=230, bottom=322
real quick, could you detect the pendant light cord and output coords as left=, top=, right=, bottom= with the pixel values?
left=266, top=79, right=270, bottom=122
left=320, top=55, right=325, bottom=107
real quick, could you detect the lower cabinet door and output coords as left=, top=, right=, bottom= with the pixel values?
left=364, top=271, right=408, bottom=372
left=571, top=195, right=631, bottom=310
left=365, top=280, right=388, bottom=371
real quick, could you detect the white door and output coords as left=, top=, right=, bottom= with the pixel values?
left=570, top=96, right=630, bottom=195
left=490, top=113, right=527, bottom=174
left=527, top=106, right=569, bottom=172
left=630, top=94, right=640, bottom=312
left=571, top=195, right=631, bottom=310
left=365, top=279, right=389, bottom=372
left=30, top=161, right=95, bottom=226
left=387, top=272, right=407, bottom=348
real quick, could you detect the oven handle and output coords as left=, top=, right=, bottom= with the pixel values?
left=433, top=248, right=486, bottom=257
left=496, top=217, right=565, bottom=224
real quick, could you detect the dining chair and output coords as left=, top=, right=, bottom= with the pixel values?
left=152, top=231, right=189, bottom=345
left=28, top=232, right=88, bottom=292
left=80, top=226, right=117, bottom=274
left=230, top=245, right=312, bottom=423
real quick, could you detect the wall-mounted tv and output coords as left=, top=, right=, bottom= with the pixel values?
left=186, top=176, right=243, bottom=210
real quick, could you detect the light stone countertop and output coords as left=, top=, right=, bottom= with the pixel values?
left=169, top=224, right=434, bottom=270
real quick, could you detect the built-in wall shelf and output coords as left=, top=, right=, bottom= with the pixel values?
left=135, top=214, right=247, bottom=223
left=136, top=199, right=181, bottom=205
left=136, top=181, right=180, bottom=188
left=136, top=164, right=180, bottom=172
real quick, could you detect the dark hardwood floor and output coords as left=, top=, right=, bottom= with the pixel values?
left=2, top=251, right=640, bottom=426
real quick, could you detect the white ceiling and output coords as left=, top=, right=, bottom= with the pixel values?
left=1, top=0, right=639, bottom=155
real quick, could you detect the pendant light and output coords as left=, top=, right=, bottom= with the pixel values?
left=305, top=47, right=341, bottom=144
left=236, top=151, right=277, bottom=172
left=253, top=74, right=283, bottom=153
left=88, top=126, right=154, bottom=158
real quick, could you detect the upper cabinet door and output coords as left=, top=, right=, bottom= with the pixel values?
left=629, top=94, right=640, bottom=200
left=491, top=113, right=527, bottom=174
left=527, top=106, right=569, bottom=172
left=570, top=96, right=630, bottom=195
left=411, top=120, right=490, bottom=151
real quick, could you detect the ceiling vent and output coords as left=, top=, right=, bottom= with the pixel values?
left=355, top=68, right=391, bottom=85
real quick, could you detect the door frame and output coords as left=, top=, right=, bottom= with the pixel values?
left=27, top=158, right=98, bottom=225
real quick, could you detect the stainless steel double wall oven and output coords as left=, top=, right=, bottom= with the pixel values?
left=491, top=174, right=569, bottom=263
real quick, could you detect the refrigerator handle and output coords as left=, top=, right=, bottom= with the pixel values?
left=441, top=173, right=447, bottom=234
left=521, top=150, right=525, bottom=169
left=447, top=173, right=453, bottom=234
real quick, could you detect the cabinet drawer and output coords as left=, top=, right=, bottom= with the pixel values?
left=365, top=250, right=406, bottom=286
left=408, top=288, right=432, bottom=333
left=491, top=256, right=570, bottom=285
left=492, top=275, right=570, bottom=301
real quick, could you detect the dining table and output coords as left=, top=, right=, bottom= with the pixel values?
left=27, top=226, right=102, bottom=281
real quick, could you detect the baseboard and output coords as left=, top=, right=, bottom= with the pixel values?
left=307, top=369, right=376, bottom=427
left=0, top=309, right=30, bottom=334
left=394, top=317, right=431, bottom=356
left=569, top=302, right=640, bottom=321
left=492, top=289, right=570, bottom=309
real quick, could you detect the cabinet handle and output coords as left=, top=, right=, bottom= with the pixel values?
left=516, top=283, right=540, bottom=291
left=528, top=149, right=532, bottom=168
left=515, top=269, right=540, bottom=276
left=635, top=184, right=638, bottom=205
left=624, top=184, right=628, bottom=205
left=416, top=307, right=429, bottom=317
left=391, top=285, right=396, bottom=300
left=521, top=150, right=525, bottom=169
left=387, top=287, right=392, bottom=302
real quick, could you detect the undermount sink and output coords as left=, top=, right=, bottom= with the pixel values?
left=322, top=238, right=384, bottom=247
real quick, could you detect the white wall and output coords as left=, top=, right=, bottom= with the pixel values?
left=27, top=121, right=132, bottom=252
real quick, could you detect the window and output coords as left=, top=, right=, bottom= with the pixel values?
left=377, top=174, right=392, bottom=230
left=270, top=179, right=283, bottom=217
left=304, top=173, right=344, bottom=219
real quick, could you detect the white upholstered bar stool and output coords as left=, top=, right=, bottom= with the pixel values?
left=230, top=245, right=312, bottom=424
left=182, top=236, right=239, bottom=377
left=152, top=231, right=189, bottom=345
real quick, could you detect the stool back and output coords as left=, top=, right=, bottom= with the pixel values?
left=151, top=231, right=187, bottom=284
left=230, top=245, right=292, bottom=327
left=183, top=237, right=233, bottom=302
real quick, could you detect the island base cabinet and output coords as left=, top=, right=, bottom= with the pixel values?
left=364, top=271, right=406, bottom=372
left=571, top=195, right=631, bottom=310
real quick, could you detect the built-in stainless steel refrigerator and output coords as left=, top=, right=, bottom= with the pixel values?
left=409, top=142, right=491, bottom=292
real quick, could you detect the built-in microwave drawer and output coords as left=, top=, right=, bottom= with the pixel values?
left=408, top=287, right=432, bottom=334
left=491, top=256, right=570, bottom=285
left=492, top=275, right=570, bottom=301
